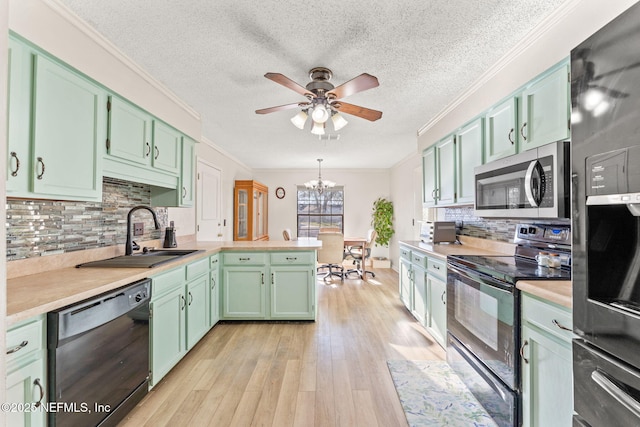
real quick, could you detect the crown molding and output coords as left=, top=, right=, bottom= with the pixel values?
left=200, top=136, right=252, bottom=171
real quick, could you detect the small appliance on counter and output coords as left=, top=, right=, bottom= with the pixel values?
left=420, top=221, right=457, bottom=244
left=163, top=221, right=177, bottom=248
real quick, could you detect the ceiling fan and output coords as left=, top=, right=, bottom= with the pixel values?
left=255, top=67, right=382, bottom=135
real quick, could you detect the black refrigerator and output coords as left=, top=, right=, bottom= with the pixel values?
left=571, top=2, right=640, bottom=425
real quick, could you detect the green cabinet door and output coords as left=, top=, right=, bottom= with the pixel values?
left=152, top=120, right=181, bottom=175
left=186, top=275, right=209, bottom=349
left=7, top=38, right=32, bottom=194
left=150, top=286, right=186, bottom=386
left=222, top=267, right=267, bottom=318
left=484, top=97, right=518, bottom=162
left=436, top=135, right=456, bottom=205
left=427, top=274, right=447, bottom=348
left=107, top=95, right=152, bottom=166
left=180, top=137, right=196, bottom=207
left=6, top=358, right=46, bottom=427
left=456, top=118, right=484, bottom=204
left=520, top=63, right=571, bottom=151
left=31, top=54, right=103, bottom=201
left=399, top=257, right=413, bottom=310
left=270, top=266, right=315, bottom=319
left=422, top=147, right=437, bottom=207
left=411, top=265, right=427, bottom=325
left=521, top=324, right=573, bottom=427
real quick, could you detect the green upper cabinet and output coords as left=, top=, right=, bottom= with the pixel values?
left=180, top=137, right=196, bottom=207
left=484, top=97, right=518, bottom=162
left=7, top=38, right=31, bottom=194
left=456, top=118, right=484, bottom=204
left=519, top=63, right=571, bottom=151
left=106, top=94, right=152, bottom=166
left=422, top=146, right=437, bottom=207
left=436, top=135, right=456, bottom=205
left=152, top=120, right=181, bottom=175
left=7, top=38, right=103, bottom=201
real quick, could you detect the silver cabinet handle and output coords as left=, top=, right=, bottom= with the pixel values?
left=154, top=146, right=160, bottom=160
left=188, top=291, right=193, bottom=306
left=36, top=157, right=45, bottom=180
left=34, top=378, right=44, bottom=408
left=180, top=295, right=186, bottom=310
left=261, top=273, right=265, bottom=285
left=520, top=122, right=527, bottom=141
left=182, top=187, right=187, bottom=198
left=520, top=339, right=529, bottom=364
left=552, top=319, right=572, bottom=331
left=271, top=273, right=275, bottom=284
left=441, top=291, right=446, bottom=305
left=10, top=151, right=20, bottom=177
left=285, top=257, right=298, bottom=261
left=6, top=340, right=28, bottom=354
left=508, top=128, right=515, bottom=145
left=145, top=142, right=151, bottom=157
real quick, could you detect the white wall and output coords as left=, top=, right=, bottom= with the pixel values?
left=253, top=168, right=391, bottom=259
left=418, top=0, right=640, bottom=149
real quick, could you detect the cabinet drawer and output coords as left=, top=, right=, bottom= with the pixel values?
left=522, top=293, right=573, bottom=342
left=152, top=266, right=185, bottom=297
left=186, top=257, right=209, bottom=281
left=411, top=251, right=428, bottom=269
left=270, top=251, right=314, bottom=265
left=223, top=252, right=267, bottom=266
left=400, top=246, right=412, bottom=261
left=210, top=254, right=220, bottom=269
left=6, top=317, right=44, bottom=363
left=427, top=258, right=447, bottom=279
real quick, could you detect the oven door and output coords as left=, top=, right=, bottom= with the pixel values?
left=447, top=262, right=519, bottom=389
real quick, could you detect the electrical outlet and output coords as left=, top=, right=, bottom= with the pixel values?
left=133, top=222, right=144, bottom=236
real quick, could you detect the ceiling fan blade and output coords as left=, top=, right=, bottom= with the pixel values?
left=255, top=102, right=308, bottom=115
left=328, top=73, right=379, bottom=99
left=332, top=102, right=382, bottom=121
left=264, top=73, right=314, bottom=98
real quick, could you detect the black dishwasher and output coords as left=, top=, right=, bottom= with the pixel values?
left=47, top=278, right=151, bottom=427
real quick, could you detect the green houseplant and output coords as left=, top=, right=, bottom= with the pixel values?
left=371, top=197, right=394, bottom=247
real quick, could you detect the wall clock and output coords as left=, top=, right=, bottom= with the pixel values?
left=275, top=187, right=286, bottom=199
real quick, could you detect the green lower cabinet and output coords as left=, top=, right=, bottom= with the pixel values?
left=399, top=255, right=413, bottom=309
left=426, top=274, right=447, bottom=348
left=222, top=266, right=267, bottom=318
left=186, top=275, right=209, bottom=349
left=411, top=265, right=427, bottom=325
left=150, top=286, right=186, bottom=387
left=6, top=315, right=46, bottom=427
left=270, top=266, right=315, bottom=319
left=521, top=294, right=574, bottom=427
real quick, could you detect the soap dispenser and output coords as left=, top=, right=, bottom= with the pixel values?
left=163, top=221, right=178, bottom=248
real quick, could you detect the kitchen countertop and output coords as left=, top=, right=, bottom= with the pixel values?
left=516, top=280, right=572, bottom=309
left=6, top=240, right=321, bottom=326
left=400, top=237, right=572, bottom=309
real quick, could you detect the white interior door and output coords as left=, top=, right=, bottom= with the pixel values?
left=197, top=159, right=223, bottom=241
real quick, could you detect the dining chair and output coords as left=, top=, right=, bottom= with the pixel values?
left=317, top=232, right=345, bottom=282
left=346, top=229, right=377, bottom=279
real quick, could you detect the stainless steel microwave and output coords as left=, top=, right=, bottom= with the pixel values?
left=474, top=140, right=570, bottom=218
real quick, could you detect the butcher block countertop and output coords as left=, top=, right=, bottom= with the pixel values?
left=400, top=236, right=572, bottom=309
left=7, top=239, right=321, bottom=326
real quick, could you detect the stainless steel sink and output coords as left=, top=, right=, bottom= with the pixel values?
left=76, top=249, right=203, bottom=268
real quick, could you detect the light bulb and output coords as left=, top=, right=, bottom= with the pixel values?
left=311, top=105, right=330, bottom=123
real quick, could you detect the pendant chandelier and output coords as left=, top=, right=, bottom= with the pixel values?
left=305, top=159, right=335, bottom=194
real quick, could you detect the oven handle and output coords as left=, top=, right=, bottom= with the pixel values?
left=592, top=369, right=640, bottom=418
left=447, top=263, right=514, bottom=293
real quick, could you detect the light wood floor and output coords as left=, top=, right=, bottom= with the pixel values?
left=118, top=265, right=445, bottom=427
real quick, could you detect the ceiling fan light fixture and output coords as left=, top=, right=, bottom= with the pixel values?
left=311, top=104, right=330, bottom=123
left=290, top=110, right=308, bottom=129
left=310, top=121, right=325, bottom=135
left=331, top=112, right=348, bottom=131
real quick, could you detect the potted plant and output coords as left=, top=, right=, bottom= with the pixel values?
left=371, top=197, right=394, bottom=247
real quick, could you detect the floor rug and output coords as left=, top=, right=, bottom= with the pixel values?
left=387, top=360, right=498, bottom=427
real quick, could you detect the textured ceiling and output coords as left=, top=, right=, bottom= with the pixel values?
left=59, top=0, right=567, bottom=169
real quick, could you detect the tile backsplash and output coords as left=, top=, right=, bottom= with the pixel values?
left=6, top=177, right=168, bottom=260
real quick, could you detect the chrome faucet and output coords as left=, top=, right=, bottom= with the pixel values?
left=125, top=205, right=160, bottom=255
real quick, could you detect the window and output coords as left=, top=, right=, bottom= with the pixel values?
left=297, top=186, right=344, bottom=238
